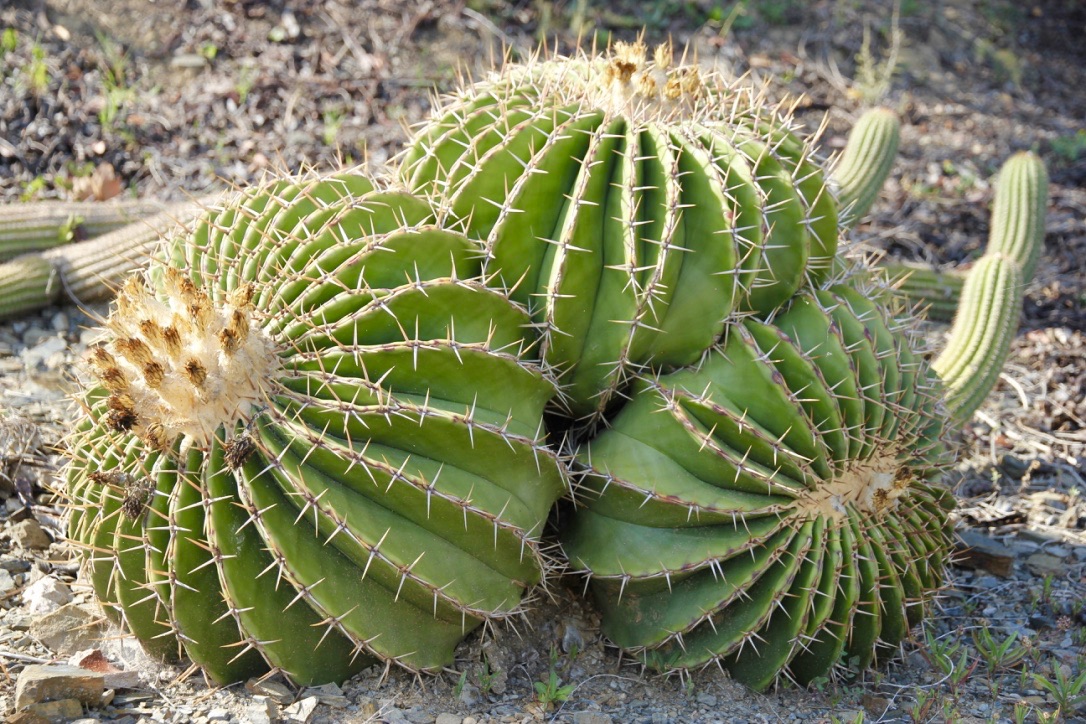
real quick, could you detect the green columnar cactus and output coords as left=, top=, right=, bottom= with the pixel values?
left=561, top=282, right=954, bottom=689
left=933, top=254, right=1023, bottom=424
left=872, top=152, right=1047, bottom=320
left=0, top=199, right=207, bottom=321
left=0, top=255, right=58, bottom=319
left=831, top=107, right=901, bottom=228
left=64, top=174, right=568, bottom=685
left=987, top=151, right=1048, bottom=281
left=399, top=43, right=842, bottom=420
left=0, top=199, right=168, bottom=260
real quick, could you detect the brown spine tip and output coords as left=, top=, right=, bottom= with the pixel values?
left=115, top=337, right=154, bottom=368
left=142, top=361, right=166, bottom=388
left=161, top=325, right=183, bottom=357
left=184, top=358, right=208, bottom=387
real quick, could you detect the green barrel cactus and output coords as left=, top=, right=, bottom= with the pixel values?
left=561, top=282, right=955, bottom=689
left=399, top=42, right=843, bottom=421
left=64, top=174, right=568, bottom=685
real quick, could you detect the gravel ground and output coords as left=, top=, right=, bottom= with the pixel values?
left=1, top=1, right=1085, bottom=722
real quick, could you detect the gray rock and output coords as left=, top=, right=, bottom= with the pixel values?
left=22, top=576, right=73, bottom=615
left=21, top=335, right=66, bottom=368
left=1026, top=552, right=1068, bottom=577
left=207, top=708, right=231, bottom=721
left=0, top=556, right=32, bottom=572
left=30, top=604, right=106, bottom=655
left=435, top=715, right=462, bottom=724
left=25, top=697, right=84, bottom=720
left=573, top=713, right=614, bottom=724
left=9, top=518, right=52, bottom=550
left=457, top=682, right=480, bottom=707
left=0, top=568, right=15, bottom=594
left=405, top=708, right=433, bottom=724
left=282, top=696, right=319, bottom=723
left=14, top=664, right=105, bottom=710
left=695, top=693, right=717, bottom=707
left=302, top=682, right=348, bottom=708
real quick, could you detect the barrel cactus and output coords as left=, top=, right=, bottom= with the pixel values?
left=399, top=41, right=843, bottom=421
left=64, top=174, right=568, bottom=685
left=561, top=280, right=956, bottom=689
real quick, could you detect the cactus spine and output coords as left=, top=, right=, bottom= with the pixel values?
left=400, top=42, right=842, bottom=421
left=65, top=174, right=568, bottom=684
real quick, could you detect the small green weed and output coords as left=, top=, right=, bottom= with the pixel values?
left=1033, top=664, right=1086, bottom=715
left=533, top=645, right=576, bottom=709
left=1051, top=130, right=1086, bottom=163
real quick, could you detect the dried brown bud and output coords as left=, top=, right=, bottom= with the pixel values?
left=223, top=433, right=256, bottom=470
left=115, top=337, right=154, bottom=368
left=184, top=358, right=208, bottom=387
left=161, top=325, right=183, bottom=357
left=142, top=361, right=166, bottom=388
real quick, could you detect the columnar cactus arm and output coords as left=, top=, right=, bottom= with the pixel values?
left=832, top=107, right=901, bottom=228
left=985, top=151, right=1049, bottom=281
left=0, top=199, right=209, bottom=320
left=932, top=253, right=1023, bottom=425
left=0, top=199, right=169, bottom=260
left=0, top=255, right=59, bottom=320
left=882, top=262, right=965, bottom=322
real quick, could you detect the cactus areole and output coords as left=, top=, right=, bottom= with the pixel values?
left=65, top=175, right=568, bottom=686
left=401, top=42, right=842, bottom=420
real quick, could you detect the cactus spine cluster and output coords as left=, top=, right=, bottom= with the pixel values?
left=56, top=42, right=1047, bottom=693
left=401, top=41, right=840, bottom=420
left=65, top=174, right=567, bottom=684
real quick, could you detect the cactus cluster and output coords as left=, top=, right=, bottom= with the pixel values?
left=55, top=42, right=1049, bottom=692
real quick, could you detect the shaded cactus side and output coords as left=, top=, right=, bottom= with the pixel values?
left=64, top=174, right=568, bottom=685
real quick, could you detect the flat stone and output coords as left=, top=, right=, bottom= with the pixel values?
left=1026, top=552, right=1068, bottom=577
left=573, top=714, right=614, bottom=724
left=245, top=678, right=294, bottom=705
left=0, top=556, right=32, bottom=572
left=435, top=715, right=462, bottom=724
left=14, top=665, right=105, bottom=710
left=207, top=708, right=231, bottom=721
left=8, top=519, right=52, bottom=550
left=302, top=682, right=348, bottom=708
left=31, top=604, right=106, bottom=655
left=22, top=577, right=73, bottom=615
left=953, top=530, right=1015, bottom=578
left=0, top=568, right=15, bottom=593
left=25, top=698, right=84, bottom=721
left=282, top=696, right=319, bottom=723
